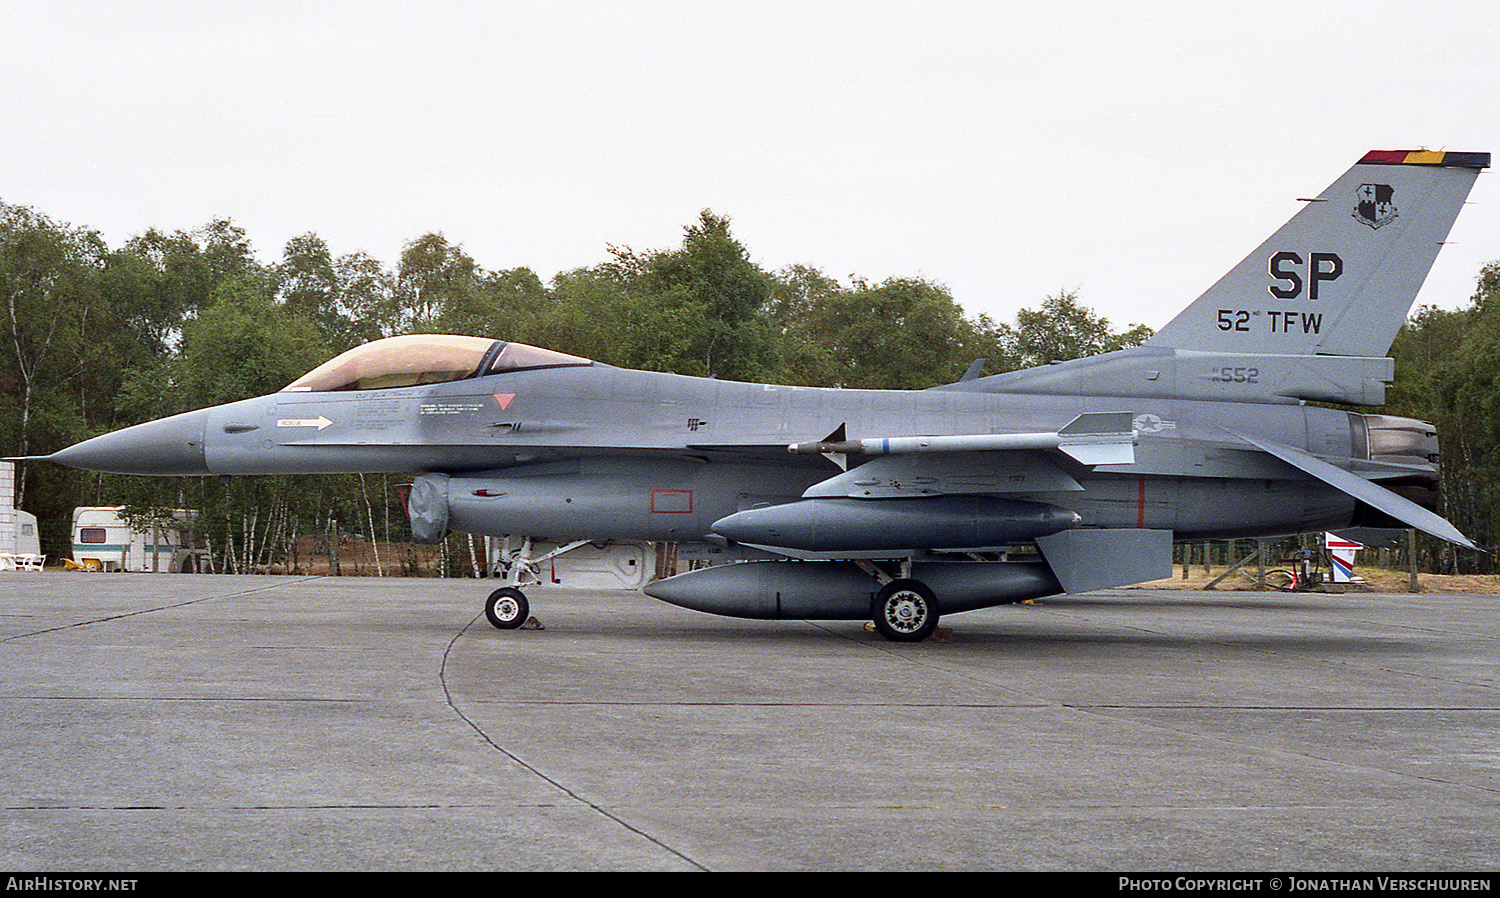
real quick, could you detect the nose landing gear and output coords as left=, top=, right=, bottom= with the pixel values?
left=478, top=537, right=592, bottom=630
left=484, top=586, right=529, bottom=629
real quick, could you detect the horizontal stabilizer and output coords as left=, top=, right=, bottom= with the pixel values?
left=1229, top=430, right=1475, bottom=549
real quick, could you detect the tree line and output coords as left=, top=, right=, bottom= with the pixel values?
left=1383, top=262, right=1500, bottom=572
left=2, top=199, right=1494, bottom=572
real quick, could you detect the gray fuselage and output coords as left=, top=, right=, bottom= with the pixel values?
left=173, top=362, right=1371, bottom=545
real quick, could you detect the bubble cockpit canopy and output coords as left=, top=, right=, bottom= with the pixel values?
left=283, top=334, right=592, bottom=393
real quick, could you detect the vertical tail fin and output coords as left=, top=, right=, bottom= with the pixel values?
left=1147, top=150, right=1488, bottom=357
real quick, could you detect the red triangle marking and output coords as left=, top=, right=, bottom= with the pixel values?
left=495, top=392, right=516, bottom=410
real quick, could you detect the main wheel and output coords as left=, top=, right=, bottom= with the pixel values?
left=485, top=586, right=529, bottom=629
left=873, top=579, right=939, bottom=642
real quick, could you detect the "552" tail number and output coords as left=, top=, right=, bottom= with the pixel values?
left=1212, top=366, right=1260, bottom=384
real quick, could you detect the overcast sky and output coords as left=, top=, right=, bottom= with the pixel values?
left=5, top=0, right=1498, bottom=332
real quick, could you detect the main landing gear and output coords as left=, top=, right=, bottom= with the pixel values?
left=870, top=578, right=936, bottom=641
left=852, top=559, right=942, bottom=642
left=872, top=578, right=940, bottom=642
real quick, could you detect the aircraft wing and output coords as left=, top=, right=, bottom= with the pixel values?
left=719, top=410, right=1173, bottom=591
left=1228, top=429, right=1476, bottom=549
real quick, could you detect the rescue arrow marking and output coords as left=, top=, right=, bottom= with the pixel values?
left=277, top=416, right=333, bottom=430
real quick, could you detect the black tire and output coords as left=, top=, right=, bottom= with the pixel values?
left=873, top=579, right=939, bottom=642
left=484, top=587, right=529, bottom=630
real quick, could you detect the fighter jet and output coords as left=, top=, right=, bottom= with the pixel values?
left=26, top=150, right=1488, bottom=640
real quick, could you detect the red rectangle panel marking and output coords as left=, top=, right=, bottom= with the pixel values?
left=1137, top=476, right=1146, bottom=528
left=650, top=489, right=693, bottom=514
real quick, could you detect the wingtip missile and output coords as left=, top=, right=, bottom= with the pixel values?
left=788, top=413, right=1137, bottom=466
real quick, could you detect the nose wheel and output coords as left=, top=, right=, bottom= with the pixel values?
left=484, top=586, right=530, bottom=629
left=873, top=579, right=939, bottom=642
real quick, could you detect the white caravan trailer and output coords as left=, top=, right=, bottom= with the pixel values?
left=71, top=507, right=210, bottom=572
left=0, top=461, right=43, bottom=568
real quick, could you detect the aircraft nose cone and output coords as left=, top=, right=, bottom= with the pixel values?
left=48, top=408, right=210, bottom=475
